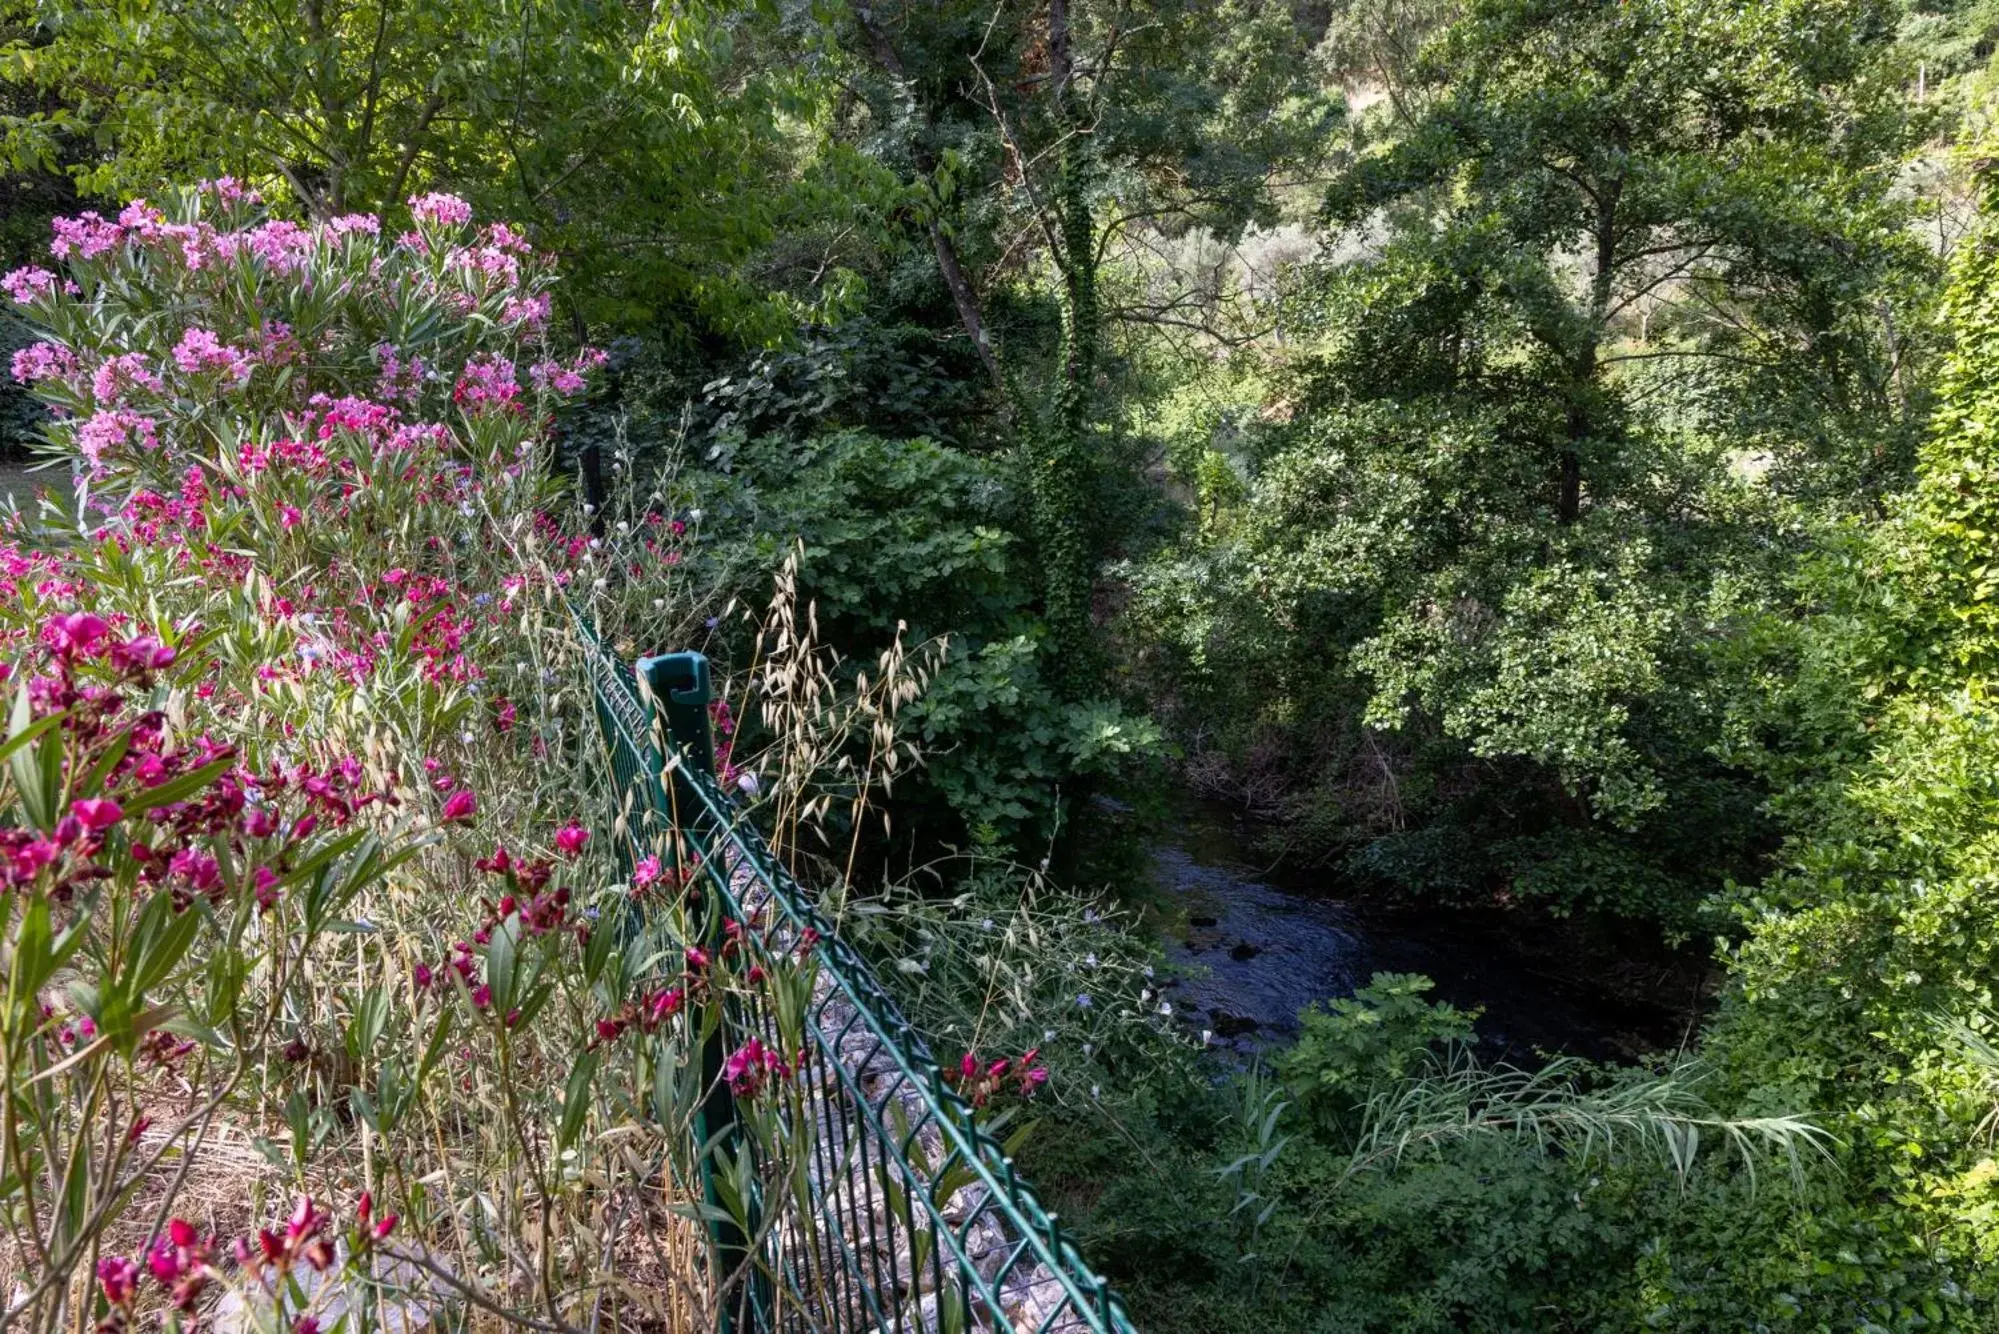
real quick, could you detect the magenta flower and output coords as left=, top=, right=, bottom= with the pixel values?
left=110, top=635, right=176, bottom=674
left=147, top=1219, right=214, bottom=1310
left=725, top=1038, right=768, bottom=1097
left=97, top=1255, right=140, bottom=1308
left=642, top=987, right=684, bottom=1030
left=441, top=788, right=478, bottom=823
left=69, top=797, right=123, bottom=832
left=44, top=612, right=110, bottom=658
left=92, top=353, right=164, bottom=403
left=554, top=822, right=589, bottom=857
left=633, top=855, right=662, bottom=887
left=451, top=353, right=521, bottom=416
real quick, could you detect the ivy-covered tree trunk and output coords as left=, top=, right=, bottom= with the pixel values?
left=1035, top=0, right=1100, bottom=696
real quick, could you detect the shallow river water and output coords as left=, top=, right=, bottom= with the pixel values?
left=1147, top=806, right=1699, bottom=1064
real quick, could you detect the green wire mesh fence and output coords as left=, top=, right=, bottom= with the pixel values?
left=576, top=618, right=1139, bottom=1334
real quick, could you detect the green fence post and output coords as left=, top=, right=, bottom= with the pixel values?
left=637, top=651, right=764, bottom=1334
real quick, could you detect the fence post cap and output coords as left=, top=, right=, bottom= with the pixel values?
left=636, top=651, right=710, bottom=706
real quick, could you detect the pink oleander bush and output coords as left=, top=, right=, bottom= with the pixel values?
left=0, top=184, right=820, bottom=1333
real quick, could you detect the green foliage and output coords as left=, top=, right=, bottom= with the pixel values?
left=1280, top=972, right=1476, bottom=1134
left=694, top=428, right=1159, bottom=847
left=1125, top=0, right=1933, bottom=931
left=0, top=0, right=871, bottom=338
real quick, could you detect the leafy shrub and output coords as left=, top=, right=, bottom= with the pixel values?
left=0, top=183, right=797, bottom=1330
left=695, top=428, right=1159, bottom=848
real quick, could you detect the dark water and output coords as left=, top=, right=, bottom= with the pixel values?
left=1148, top=808, right=1700, bottom=1065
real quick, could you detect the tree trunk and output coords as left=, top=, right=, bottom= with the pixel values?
left=1037, top=0, right=1100, bottom=690
left=1561, top=177, right=1621, bottom=525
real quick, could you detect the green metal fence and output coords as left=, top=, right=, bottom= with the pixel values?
left=577, top=619, right=1139, bottom=1334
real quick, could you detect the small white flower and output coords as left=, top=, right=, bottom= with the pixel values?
left=592, top=578, right=607, bottom=590
left=1142, top=965, right=1154, bottom=979
left=583, top=502, right=596, bottom=514
left=981, top=918, right=995, bottom=930
left=1043, top=1029, right=1056, bottom=1042
left=616, top=520, right=630, bottom=533
left=588, top=537, right=601, bottom=549
left=1090, top=1084, right=1100, bottom=1099
left=652, top=598, right=665, bottom=609
left=1157, top=1001, right=1172, bottom=1017
left=688, top=508, right=703, bottom=522
left=737, top=772, right=761, bottom=796
left=1082, top=1042, right=1093, bottom=1056
left=1200, top=1029, right=1213, bottom=1046
left=1083, top=952, right=1098, bottom=969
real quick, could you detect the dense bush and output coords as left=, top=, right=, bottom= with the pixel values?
left=0, top=184, right=812, bottom=1331
left=692, top=428, right=1159, bottom=850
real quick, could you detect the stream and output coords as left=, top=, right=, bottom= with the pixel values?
left=1146, top=804, right=1702, bottom=1065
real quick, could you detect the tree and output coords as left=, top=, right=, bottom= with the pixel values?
left=1126, top=0, right=1938, bottom=925
left=828, top=0, right=1337, bottom=687
left=1324, top=0, right=1929, bottom=522
left=0, top=0, right=864, bottom=337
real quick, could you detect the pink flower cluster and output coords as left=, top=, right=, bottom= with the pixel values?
left=99, top=1191, right=380, bottom=1327
left=725, top=1036, right=794, bottom=1099
left=0, top=610, right=392, bottom=918
left=946, top=1047, right=1049, bottom=1108
left=373, top=343, right=429, bottom=404
left=452, top=353, right=521, bottom=416
left=528, top=347, right=610, bottom=397
left=92, top=353, right=164, bottom=404
left=141, top=1218, right=215, bottom=1312
left=76, top=411, right=159, bottom=466
left=501, top=291, right=553, bottom=329
left=2, top=265, right=58, bottom=304
left=243, top=219, right=315, bottom=274
left=200, top=176, right=260, bottom=206
left=49, top=212, right=125, bottom=260
left=410, top=192, right=474, bottom=228
left=171, top=326, right=255, bottom=386
left=109, top=1194, right=368, bottom=1328
left=11, top=341, right=76, bottom=384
